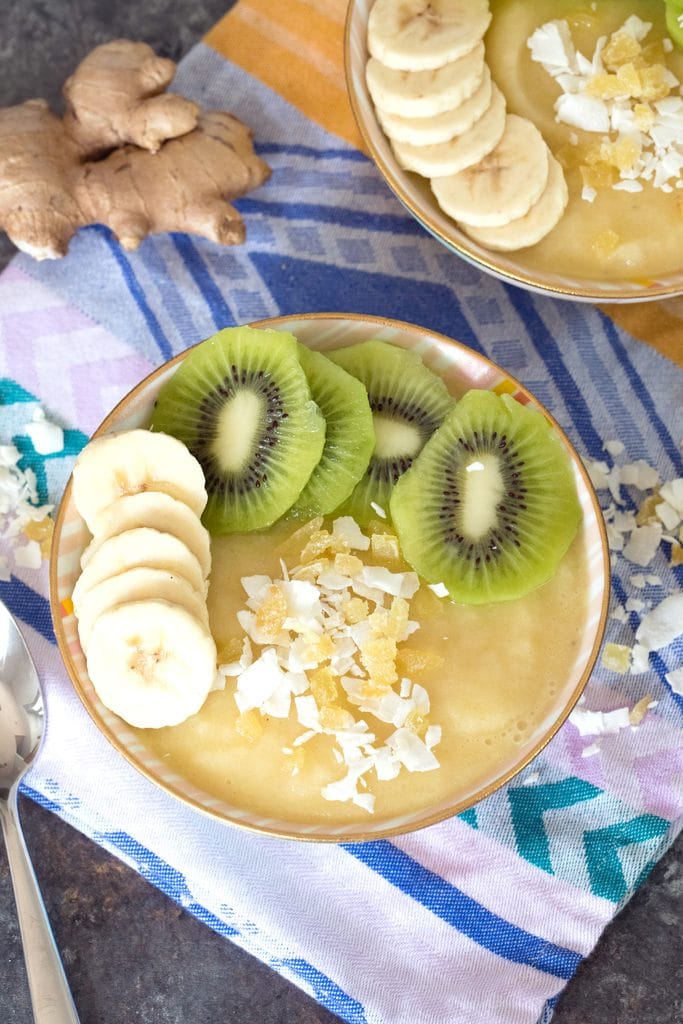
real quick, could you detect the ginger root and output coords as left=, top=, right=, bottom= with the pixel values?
left=0, top=40, right=270, bottom=260
left=62, top=40, right=200, bottom=157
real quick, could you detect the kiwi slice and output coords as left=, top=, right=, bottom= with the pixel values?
left=291, top=346, right=375, bottom=517
left=390, top=389, right=582, bottom=604
left=149, top=326, right=326, bottom=533
left=328, top=340, right=454, bottom=522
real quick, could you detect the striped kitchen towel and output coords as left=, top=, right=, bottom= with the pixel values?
left=1, top=3, right=682, bottom=1022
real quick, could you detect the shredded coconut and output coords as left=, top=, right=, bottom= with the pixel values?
left=528, top=17, right=683, bottom=197
left=0, top=443, right=53, bottom=573
left=220, top=516, right=443, bottom=812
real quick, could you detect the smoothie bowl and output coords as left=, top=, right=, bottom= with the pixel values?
left=345, top=0, right=683, bottom=301
left=50, top=314, right=609, bottom=841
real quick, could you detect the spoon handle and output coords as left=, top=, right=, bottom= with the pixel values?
left=0, top=790, right=80, bottom=1024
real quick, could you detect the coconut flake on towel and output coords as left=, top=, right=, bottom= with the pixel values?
left=218, top=516, right=445, bottom=813
left=0, top=443, right=54, bottom=571
left=24, top=408, right=64, bottom=456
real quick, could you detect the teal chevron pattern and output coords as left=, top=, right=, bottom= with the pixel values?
left=583, top=815, right=671, bottom=902
left=1, top=379, right=87, bottom=509
left=509, top=778, right=601, bottom=873
left=505, top=777, right=671, bottom=901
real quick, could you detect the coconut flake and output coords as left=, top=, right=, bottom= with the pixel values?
left=23, top=408, right=64, bottom=456
left=428, top=582, right=449, bottom=598
left=387, top=728, right=439, bottom=772
left=635, top=594, right=683, bottom=650
left=622, top=524, right=663, bottom=566
left=665, top=667, right=683, bottom=696
left=14, top=540, right=42, bottom=569
left=332, top=516, right=371, bottom=550
left=569, top=705, right=631, bottom=736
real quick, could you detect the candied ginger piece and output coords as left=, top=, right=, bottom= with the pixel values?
left=319, top=704, right=355, bottom=731
left=292, top=557, right=330, bottom=583
left=342, top=596, right=369, bottom=624
left=601, top=642, right=632, bottom=674
left=309, top=665, right=339, bottom=706
left=671, top=541, right=683, bottom=566
left=276, top=516, right=324, bottom=557
left=637, top=65, right=673, bottom=102
left=254, top=584, right=288, bottom=640
left=396, top=647, right=446, bottom=675
left=360, top=635, right=397, bottom=686
left=629, top=693, right=654, bottom=726
left=602, top=30, right=642, bottom=70
left=592, top=229, right=620, bottom=259
left=217, top=637, right=244, bottom=664
left=334, top=552, right=364, bottom=577
left=235, top=709, right=264, bottom=742
left=300, top=529, right=335, bottom=562
left=633, top=102, right=655, bottom=130
left=611, top=136, right=641, bottom=172
left=636, top=493, right=661, bottom=526
left=580, top=162, right=616, bottom=190
left=370, top=532, right=401, bottom=562
left=387, top=596, right=410, bottom=640
left=23, top=514, right=54, bottom=556
left=585, top=72, right=631, bottom=100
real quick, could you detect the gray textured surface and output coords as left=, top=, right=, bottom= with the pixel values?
left=0, top=0, right=681, bottom=1022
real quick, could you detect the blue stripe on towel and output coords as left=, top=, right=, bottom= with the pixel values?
left=596, top=311, right=683, bottom=475
left=23, top=783, right=367, bottom=1024
left=171, top=234, right=235, bottom=330
left=258, top=142, right=370, bottom=162
left=343, top=841, right=582, bottom=980
left=95, top=227, right=173, bottom=361
left=502, top=285, right=606, bottom=460
left=0, top=577, right=55, bottom=644
left=237, top=197, right=424, bottom=235
left=249, top=251, right=485, bottom=354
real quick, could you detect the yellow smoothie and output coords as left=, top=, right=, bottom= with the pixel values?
left=137, top=517, right=590, bottom=827
left=486, top=0, right=683, bottom=281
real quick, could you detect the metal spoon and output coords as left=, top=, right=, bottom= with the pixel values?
left=0, top=599, right=80, bottom=1023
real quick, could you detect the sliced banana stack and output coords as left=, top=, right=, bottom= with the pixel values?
left=70, top=429, right=217, bottom=730
left=365, top=0, right=568, bottom=252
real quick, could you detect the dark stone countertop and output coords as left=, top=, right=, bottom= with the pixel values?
left=0, top=1, right=681, bottom=1022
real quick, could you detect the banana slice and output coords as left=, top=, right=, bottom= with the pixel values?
left=72, top=429, right=208, bottom=534
left=76, top=566, right=210, bottom=653
left=431, top=114, right=550, bottom=228
left=368, top=0, right=492, bottom=71
left=85, top=600, right=217, bottom=729
left=461, top=153, right=568, bottom=251
left=72, top=527, right=206, bottom=614
left=366, top=41, right=485, bottom=118
left=391, top=82, right=506, bottom=178
left=376, top=64, right=492, bottom=146
left=81, top=491, right=211, bottom=579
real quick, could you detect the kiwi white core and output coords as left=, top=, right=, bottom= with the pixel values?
left=461, top=455, right=505, bottom=539
left=212, top=391, right=264, bottom=472
left=373, top=415, right=423, bottom=460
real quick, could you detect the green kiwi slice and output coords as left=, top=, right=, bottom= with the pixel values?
left=390, top=389, right=582, bottom=604
left=149, top=326, right=326, bottom=534
left=291, top=346, right=375, bottom=517
left=328, top=340, right=454, bottom=523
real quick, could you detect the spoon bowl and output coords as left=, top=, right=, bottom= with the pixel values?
left=0, top=600, right=80, bottom=1023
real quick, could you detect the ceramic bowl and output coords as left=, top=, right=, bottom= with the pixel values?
left=50, top=313, right=609, bottom=841
left=344, top=0, right=683, bottom=303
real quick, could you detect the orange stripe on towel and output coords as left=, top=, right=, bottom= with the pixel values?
left=204, top=0, right=363, bottom=149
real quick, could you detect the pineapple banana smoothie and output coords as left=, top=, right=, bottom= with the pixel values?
left=486, top=0, right=683, bottom=279
left=68, top=327, right=593, bottom=827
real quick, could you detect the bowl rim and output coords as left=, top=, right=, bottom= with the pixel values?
left=49, top=311, right=611, bottom=842
left=343, top=0, right=683, bottom=304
